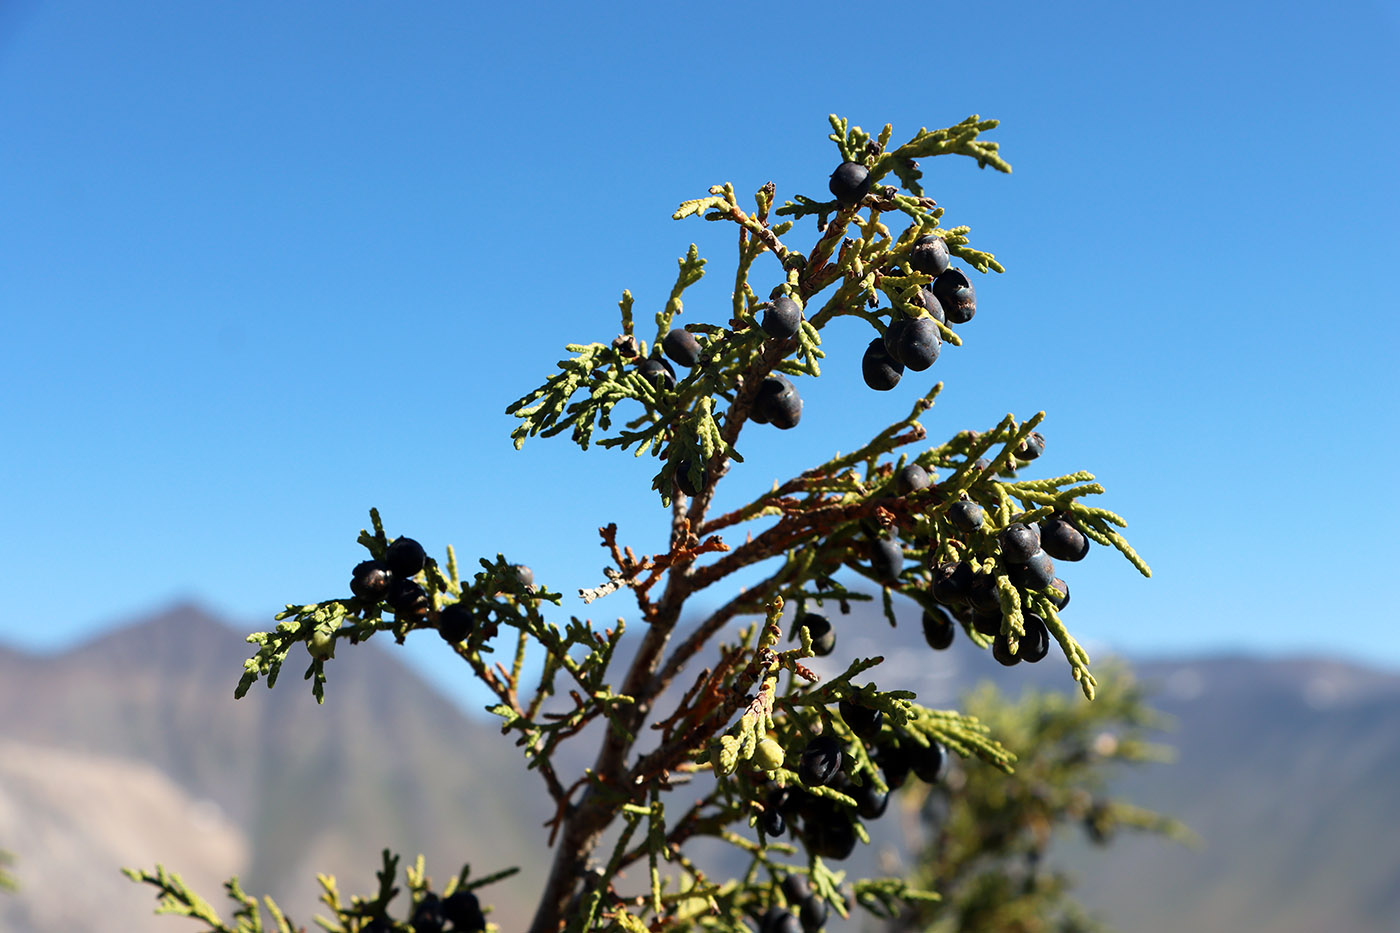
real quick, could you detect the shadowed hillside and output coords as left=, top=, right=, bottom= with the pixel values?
left=0, top=604, right=549, bottom=932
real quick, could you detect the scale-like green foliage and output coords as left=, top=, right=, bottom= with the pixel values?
left=889, top=670, right=1195, bottom=933
left=128, top=114, right=1161, bottom=933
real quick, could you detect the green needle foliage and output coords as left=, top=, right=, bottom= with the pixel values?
left=888, top=670, right=1196, bottom=933
left=130, top=114, right=1156, bottom=933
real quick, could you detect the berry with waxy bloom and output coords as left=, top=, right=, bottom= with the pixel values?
left=914, top=285, right=947, bottom=324
left=1009, top=549, right=1056, bottom=590
left=662, top=328, right=701, bottom=367
left=752, top=374, right=802, bottom=429
left=894, top=316, right=941, bottom=371
left=869, top=533, right=904, bottom=583
left=861, top=338, right=903, bottom=391
left=910, top=234, right=950, bottom=276
left=762, top=295, right=803, bottom=339
left=931, top=560, right=973, bottom=605
left=999, top=522, right=1041, bottom=563
left=828, top=161, right=872, bottom=207
left=1040, top=515, right=1091, bottom=561
left=947, top=500, right=985, bottom=532
left=895, top=462, right=929, bottom=495
left=1018, top=430, right=1046, bottom=460
left=932, top=267, right=976, bottom=324
left=637, top=356, right=676, bottom=391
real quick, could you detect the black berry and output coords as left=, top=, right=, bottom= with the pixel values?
left=1017, top=431, right=1046, bottom=461
left=675, top=459, right=702, bottom=498
left=875, top=744, right=912, bottom=790
left=443, top=889, right=486, bottom=932
left=804, top=808, right=857, bottom=860
left=971, top=606, right=1002, bottom=637
left=437, top=601, right=473, bottom=644
left=921, top=606, right=956, bottom=650
left=1040, top=515, right=1090, bottom=561
left=762, top=296, right=803, bottom=340
left=998, top=522, right=1041, bottom=563
left=895, top=463, right=930, bottom=495
left=828, top=161, right=872, bottom=208
left=947, top=500, right=985, bottom=532
left=795, top=613, right=835, bottom=656
left=909, top=235, right=950, bottom=276
left=388, top=578, right=430, bottom=620
left=350, top=560, right=393, bottom=601
left=911, top=739, right=949, bottom=783
left=861, top=337, right=904, bottom=391
left=661, top=328, right=701, bottom=368
left=992, top=633, right=1022, bottom=666
left=1048, top=577, right=1071, bottom=609
left=411, top=892, right=445, bottom=933
left=931, top=560, right=973, bottom=605
left=760, top=907, right=803, bottom=933
left=798, top=735, right=844, bottom=787
left=895, top=316, right=941, bottom=372
left=882, top=317, right=911, bottom=363
left=1016, top=613, right=1051, bottom=663
left=638, top=356, right=677, bottom=391
left=966, top=572, right=1000, bottom=613
left=852, top=778, right=889, bottom=821
left=781, top=874, right=811, bottom=909
left=800, top=895, right=829, bottom=933
left=838, top=698, right=884, bottom=740
left=931, top=267, right=976, bottom=324
left=869, top=533, right=903, bottom=583
left=759, top=805, right=786, bottom=838
left=753, top=374, right=802, bottom=429
left=914, top=285, right=946, bottom=325
left=385, top=537, right=427, bottom=576
left=1008, top=549, right=1056, bottom=590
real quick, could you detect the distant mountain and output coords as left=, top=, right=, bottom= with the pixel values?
left=0, top=604, right=550, bottom=932
left=800, top=604, right=1400, bottom=933
left=2, top=602, right=1398, bottom=933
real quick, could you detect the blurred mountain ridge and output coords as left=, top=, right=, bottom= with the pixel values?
left=1, top=601, right=1397, bottom=933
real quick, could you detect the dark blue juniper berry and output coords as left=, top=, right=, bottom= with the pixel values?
left=661, top=328, right=701, bottom=368
left=862, top=337, right=904, bottom=391
left=932, top=267, right=977, bottom=324
left=762, top=295, right=803, bottom=339
left=828, top=161, right=872, bottom=207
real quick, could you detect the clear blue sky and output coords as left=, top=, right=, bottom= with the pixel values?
left=3, top=0, right=1397, bottom=710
